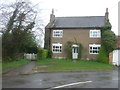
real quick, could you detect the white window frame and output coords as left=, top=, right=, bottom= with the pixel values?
left=52, top=43, right=62, bottom=53
left=90, top=29, right=101, bottom=38
left=53, top=30, right=63, bottom=38
left=89, top=44, right=101, bottom=54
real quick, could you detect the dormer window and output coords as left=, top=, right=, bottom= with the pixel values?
left=53, top=30, right=63, bottom=38
left=90, top=29, right=101, bottom=38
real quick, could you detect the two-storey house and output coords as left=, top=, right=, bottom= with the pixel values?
left=45, top=8, right=110, bottom=60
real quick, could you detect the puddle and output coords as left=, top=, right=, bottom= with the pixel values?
left=14, top=79, right=28, bottom=84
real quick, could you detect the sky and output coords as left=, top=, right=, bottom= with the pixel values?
left=0, top=0, right=119, bottom=47
left=33, top=0, right=119, bottom=35
left=33, top=0, right=119, bottom=47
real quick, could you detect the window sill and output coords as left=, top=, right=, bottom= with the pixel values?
left=89, top=53, right=99, bottom=55
left=52, top=52, right=62, bottom=53
left=53, top=37, right=63, bottom=38
left=89, top=37, right=101, bottom=38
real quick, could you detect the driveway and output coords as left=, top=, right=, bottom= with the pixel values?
left=3, top=61, right=36, bottom=76
left=2, top=68, right=119, bottom=88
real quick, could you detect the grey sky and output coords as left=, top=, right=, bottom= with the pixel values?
left=0, top=0, right=119, bottom=47
left=1, top=0, right=119, bottom=35
left=29, top=0, right=119, bottom=35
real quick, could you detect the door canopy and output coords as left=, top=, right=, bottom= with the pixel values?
left=72, top=44, right=79, bottom=47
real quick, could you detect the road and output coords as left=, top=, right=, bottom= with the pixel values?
left=2, top=68, right=119, bottom=88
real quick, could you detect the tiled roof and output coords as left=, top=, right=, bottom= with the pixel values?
left=52, top=16, right=105, bottom=29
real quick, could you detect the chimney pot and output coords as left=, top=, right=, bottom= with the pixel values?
left=52, top=8, right=54, bottom=15
left=106, top=8, right=108, bottom=12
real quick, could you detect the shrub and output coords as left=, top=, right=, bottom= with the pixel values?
left=3, top=56, right=13, bottom=62
left=27, top=46, right=38, bottom=54
left=37, top=49, right=48, bottom=60
left=64, top=41, right=73, bottom=59
left=97, top=46, right=109, bottom=64
left=3, top=56, right=17, bottom=62
left=102, top=30, right=117, bottom=55
left=47, top=50, right=52, bottom=58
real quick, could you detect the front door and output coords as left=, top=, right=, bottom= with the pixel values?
left=72, top=47, right=78, bottom=59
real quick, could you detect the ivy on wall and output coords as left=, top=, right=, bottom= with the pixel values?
left=97, top=21, right=117, bottom=63
left=64, top=41, right=82, bottom=60
left=100, top=21, right=112, bottom=31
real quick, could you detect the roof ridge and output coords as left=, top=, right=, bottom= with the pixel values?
left=56, top=16, right=105, bottom=18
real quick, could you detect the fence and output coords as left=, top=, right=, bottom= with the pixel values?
left=112, top=50, right=120, bottom=66
left=24, top=53, right=37, bottom=60
left=109, top=50, right=120, bottom=66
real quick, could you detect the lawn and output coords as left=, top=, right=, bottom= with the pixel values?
left=0, top=57, right=1, bottom=71
left=35, top=59, right=114, bottom=71
left=2, top=58, right=30, bottom=70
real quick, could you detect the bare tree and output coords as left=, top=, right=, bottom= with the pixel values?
left=1, top=0, right=44, bottom=59
left=0, top=0, right=38, bottom=32
left=0, top=0, right=45, bottom=46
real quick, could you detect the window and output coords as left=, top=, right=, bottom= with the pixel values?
left=52, top=43, right=62, bottom=53
left=90, top=29, right=101, bottom=38
left=89, top=44, right=101, bottom=54
left=53, top=30, right=63, bottom=38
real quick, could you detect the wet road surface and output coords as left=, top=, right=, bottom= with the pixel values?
left=2, top=68, right=118, bottom=88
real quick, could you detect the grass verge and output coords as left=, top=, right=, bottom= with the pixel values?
left=35, top=59, right=114, bottom=71
left=2, top=58, right=30, bottom=70
left=0, top=57, right=1, bottom=71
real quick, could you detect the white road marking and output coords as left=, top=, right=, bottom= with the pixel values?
left=51, top=80, right=92, bottom=89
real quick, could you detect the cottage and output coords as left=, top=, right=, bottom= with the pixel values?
left=45, top=8, right=110, bottom=60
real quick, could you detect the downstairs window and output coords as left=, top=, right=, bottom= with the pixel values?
left=89, top=44, right=101, bottom=54
left=52, top=43, right=62, bottom=53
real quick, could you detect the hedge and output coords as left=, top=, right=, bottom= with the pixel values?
left=38, top=49, right=48, bottom=60
left=97, top=46, right=109, bottom=64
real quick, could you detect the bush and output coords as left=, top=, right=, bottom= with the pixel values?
left=47, top=50, right=52, bottom=58
left=27, top=46, right=38, bottom=54
left=64, top=41, right=73, bottom=59
left=97, top=46, right=109, bottom=64
left=3, top=56, right=17, bottom=62
left=102, top=30, right=117, bottom=55
left=3, top=57, right=13, bottom=62
left=37, top=49, right=48, bottom=60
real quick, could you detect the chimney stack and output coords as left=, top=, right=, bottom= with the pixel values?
left=105, top=8, right=109, bottom=24
left=50, top=8, right=55, bottom=23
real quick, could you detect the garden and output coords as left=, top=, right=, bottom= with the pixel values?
left=33, top=58, right=114, bottom=72
left=32, top=48, right=115, bottom=72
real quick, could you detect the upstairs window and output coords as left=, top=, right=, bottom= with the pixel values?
left=90, top=29, right=101, bottom=38
left=89, top=44, right=101, bottom=54
left=52, top=43, right=62, bottom=53
left=53, top=30, right=63, bottom=38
